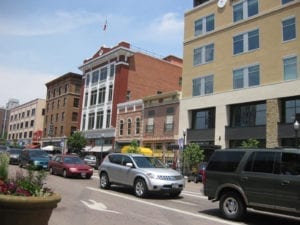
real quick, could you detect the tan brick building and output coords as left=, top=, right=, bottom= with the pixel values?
left=43, top=72, right=82, bottom=149
left=180, top=0, right=299, bottom=148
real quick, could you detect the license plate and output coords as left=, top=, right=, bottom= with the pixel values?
left=172, top=183, right=179, bottom=188
left=81, top=173, right=86, bottom=177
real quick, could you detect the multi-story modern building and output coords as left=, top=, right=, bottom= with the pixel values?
left=79, top=41, right=182, bottom=153
left=7, top=98, right=45, bottom=147
left=43, top=72, right=82, bottom=148
left=180, top=0, right=299, bottom=148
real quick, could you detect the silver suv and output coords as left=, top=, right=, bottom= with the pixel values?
left=98, top=153, right=185, bottom=198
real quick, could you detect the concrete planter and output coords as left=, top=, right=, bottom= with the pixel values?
left=0, top=193, right=61, bottom=225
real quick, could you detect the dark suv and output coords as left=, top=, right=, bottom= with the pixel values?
left=204, top=148, right=300, bottom=221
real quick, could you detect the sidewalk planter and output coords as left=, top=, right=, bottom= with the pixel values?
left=0, top=193, right=61, bottom=225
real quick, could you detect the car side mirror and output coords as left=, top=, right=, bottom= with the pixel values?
left=126, top=162, right=133, bottom=168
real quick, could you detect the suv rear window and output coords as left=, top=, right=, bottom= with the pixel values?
left=206, top=151, right=245, bottom=172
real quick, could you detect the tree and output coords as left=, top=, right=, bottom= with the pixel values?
left=127, top=140, right=141, bottom=154
left=67, top=132, right=87, bottom=154
left=241, top=138, right=260, bottom=148
left=183, top=143, right=204, bottom=174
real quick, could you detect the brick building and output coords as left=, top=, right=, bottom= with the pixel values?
left=79, top=41, right=182, bottom=154
left=43, top=72, right=82, bottom=149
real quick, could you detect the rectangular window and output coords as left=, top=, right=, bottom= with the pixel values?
left=85, top=74, right=90, bottom=87
left=73, top=98, right=79, bottom=107
left=233, top=0, right=258, bottom=22
left=106, top=109, right=111, bottom=128
left=82, top=114, right=86, bottom=130
left=61, top=112, right=65, bottom=121
left=146, top=118, right=154, bottom=133
left=96, top=111, right=103, bottom=129
left=233, top=29, right=259, bottom=55
left=110, top=64, right=115, bottom=77
left=98, top=87, right=106, bottom=104
left=283, top=98, right=300, bottom=123
left=230, top=102, right=266, bottom=127
left=92, top=71, right=99, bottom=84
left=194, top=14, right=214, bottom=36
left=165, top=115, right=174, bottom=132
left=72, top=112, right=78, bottom=122
left=192, top=108, right=215, bottom=129
left=284, top=56, right=297, bottom=80
left=100, top=67, right=107, bottom=81
left=31, top=108, right=36, bottom=116
left=192, top=75, right=214, bottom=96
left=282, top=17, right=296, bottom=41
left=282, top=0, right=294, bottom=4
left=193, top=43, right=214, bottom=66
left=84, top=93, right=88, bottom=107
left=233, top=65, right=260, bottom=89
left=90, top=90, right=97, bottom=105
left=88, top=112, right=95, bottom=130
left=108, top=85, right=113, bottom=101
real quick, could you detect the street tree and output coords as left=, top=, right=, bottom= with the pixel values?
left=241, top=138, right=260, bottom=148
left=127, top=140, right=141, bottom=154
left=67, top=132, right=87, bottom=154
left=183, top=143, right=204, bottom=174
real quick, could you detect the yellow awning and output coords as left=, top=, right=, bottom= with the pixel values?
left=121, top=146, right=153, bottom=156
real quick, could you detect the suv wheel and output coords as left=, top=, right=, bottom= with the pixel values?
left=134, top=178, right=148, bottom=198
left=219, top=192, right=245, bottom=221
left=100, top=172, right=110, bottom=189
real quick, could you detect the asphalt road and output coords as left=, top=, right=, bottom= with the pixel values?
left=8, top=166, right=300, bottom=225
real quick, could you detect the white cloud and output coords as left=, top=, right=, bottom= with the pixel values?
left=0, top=10, right=103, bottom=36
left=0, top=66, right=56, bottom=107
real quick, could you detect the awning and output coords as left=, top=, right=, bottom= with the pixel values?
left=88, top=146, right=112, bottom=152
left=121, top=146, right=153, bottom=156
left=41, top=145, right=61, bottom=151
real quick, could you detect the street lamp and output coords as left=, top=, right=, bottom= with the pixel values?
left=294, top=120, right=299, bottom=148
left=182, top=129, right=186, bottom=175
left=100, top=134, right=104, bottom=164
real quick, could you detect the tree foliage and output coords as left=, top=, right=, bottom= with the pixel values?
left=241, top=138, right=260, bottom=148
left=67, top=132, right=87, bottom=154
left=127, top=140, right=141, bottom=154
left=183, top=143, right=204, bottom=172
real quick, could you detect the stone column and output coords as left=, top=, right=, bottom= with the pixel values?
left=266, top=99, right=280, bottom=148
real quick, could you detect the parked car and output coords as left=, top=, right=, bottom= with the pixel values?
left=8, top=148, right=23, bottom=165
left=188, top=162, right=207, bottom=183
left=83, top=155, right=97, bottom=169
left=49, top=154, right=93, bottom=179
left=204, top=148, right=300, bottom=221
left=98, top=153, right=185, bottom=198
left=19, top=149, right=50, bottom=169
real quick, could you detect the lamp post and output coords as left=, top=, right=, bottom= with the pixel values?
left=182, top=129, right=186, bottom=175
left=100, top=134, right=104, bottom=164
left=294, top=120, right=299, bottom=148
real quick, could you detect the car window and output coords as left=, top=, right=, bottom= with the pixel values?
left=244, top=152, right=276, bottom=173
left=109, top=155, right=122, bottom=165
left=29, top=151, right=49, bottom=158
left=64, top=157, right=82, bottom=164
left=121, top=156, right=132, bottom=166
left=207, top=151, right=245, bottom=172
left=133, top=156, right=166, bottom=168
left=280, top=153, right=300, bottom=175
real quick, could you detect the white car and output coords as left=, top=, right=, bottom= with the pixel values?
left=98, top=153, right=185, bottom=198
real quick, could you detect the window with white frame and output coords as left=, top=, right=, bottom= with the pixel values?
left=106, top=109, right=111, bottom=128
left=98, top=87, right=106, bottom=104
left=146, top=118, right=154, bottom=133
left=119, top=120, right=124, bottom=135
left=194, top=14, right=214, bottom=36
left=88, top=112, right=95, bottom=130
left=193, top=43, right=214, bottom=66
left=100, top=67, right=107, bottom=81
left=233, top=64, right=260, bottom=89
left=90, top=90, right=97, bottom=105
left=110, top=64, right=115, bottom=77
left=135, top=117, right=140, bottom=134
left=192, top=75, right=214, bottom=96
left=127, top=118, right=132, bottom=135
left=92, top=71, right=99, bottom=84
left=96, top=111, right=104, bottom=129
left=282, top=17, right=296, bottom=42
left=85, top=74, right=90, bottom=87
left=233, top=29, right=259, bottom=55
left=283, top=56, right=297, bottom=80
left=233, top=0, right=258, bottom=22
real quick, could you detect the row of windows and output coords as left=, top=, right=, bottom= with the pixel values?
left=46, top=112, right=65, bottom=124
left=8, top=131, right=33, bottom=140
left=194, top=16, right=296, bottom=67
left=46, top=98, right=79, bottom=111
left=10, top=109, right=36, bottom=121
left=82, top=110, right=111, bottom=130
left=9, top=120, right=35, bottom=131
left=194, top=0, right=295, bottom=37
left=84, top=85, right=113, bottom=107
left=191, top=97, right=300, bottom=129
left=85, top=64, right=115, bottom=87
left=119, top=118, right=141, bottom=136
left=192, top=55, right=298, bottom=96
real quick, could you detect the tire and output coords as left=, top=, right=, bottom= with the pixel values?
left=134, top=178, right=148, bottom=198
left=169, top=190, right=181, bottom=197
left=63, top=169, right=68, bottom=178
left=100, top=172, right=110, bottom=189
left=219, top=192, right=246, bottom=221
left=86, top=175, right=92, bottom=179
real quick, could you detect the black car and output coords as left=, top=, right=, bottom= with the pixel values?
left=8, top=148, right=23, bottom=165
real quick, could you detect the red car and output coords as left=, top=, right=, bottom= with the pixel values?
left=49, top=154, right=93, bottom=179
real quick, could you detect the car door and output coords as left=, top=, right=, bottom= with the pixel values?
left=53, top=156, right=62, bottom=175
left=119, top=155, right=134, bottom=185
left=240, top=151, right=278, bottom=209
left=275, top=152, right=300, bottom=213
left=107, top=154, right=123, bottom=183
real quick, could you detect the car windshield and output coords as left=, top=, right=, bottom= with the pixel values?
left=64, top=156, right=83, bottom=164
left=9, top=149, right=22, bottom=154
left=85, top=155, right=96, bottom=160
left=29, top=151, right=49, bottom=157
left=133, top=156, right=166, bottom=168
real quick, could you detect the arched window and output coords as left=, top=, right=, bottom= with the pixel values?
left=135, top=117, right=140, bottom=134
left=128, top=118, right=132, bottom=135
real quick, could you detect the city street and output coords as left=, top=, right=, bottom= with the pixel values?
left=8, top=165, right=300, bottom=225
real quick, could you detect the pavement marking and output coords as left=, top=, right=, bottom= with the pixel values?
left=182, top=191, right=207, bottom=199
left=86, top=186, right=241, bottom=225
left=81, top=199, right=121, bottom=214
left=170, top=199, right=198, bottom=206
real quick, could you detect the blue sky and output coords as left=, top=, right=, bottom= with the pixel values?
left=0, top=0, right=191, bottom=107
